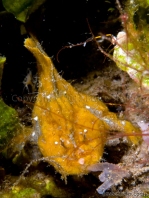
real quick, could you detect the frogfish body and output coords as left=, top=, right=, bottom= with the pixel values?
left=24, top=37, right=140, bottom=176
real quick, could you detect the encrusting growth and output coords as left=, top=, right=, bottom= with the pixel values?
left=24, top=37, right=141, bottom=177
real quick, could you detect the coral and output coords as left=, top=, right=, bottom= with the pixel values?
left=137, top=121, right=149, bottom=146
left=88, top=162, right=131, bottom=194
left=88, top=147, right=149, bottom=195
left=24, top=37, right=141, bottom=177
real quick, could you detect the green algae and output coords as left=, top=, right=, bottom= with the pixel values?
left=113, top=0, right=149, bottom=90
left=0, top=173, right=72, bottom=198
left=12, top=187, right=39, bottom=198
left=0, top=99, right=20, bottom=149
left=0, top=56, right=21, bottom=149
left=2, top=0, right=46, bottom=22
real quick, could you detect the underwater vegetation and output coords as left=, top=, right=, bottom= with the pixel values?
left=1, top=0, right=149, bottom=197
left=111, top=0, right=149, bottom=150
left=2, top=0, right=46, bottom=22
left=113, top=0, right=149, bottom=90
left=0, top=98, right=20, bottom=149
left=0, top=57, right=21, bottom=150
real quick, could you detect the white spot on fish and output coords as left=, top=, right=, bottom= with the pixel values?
left=78, top=158, right=85, bottom=165
left=34, top=116, right=38, bottom=121
left=85, top=105, right=90, bottom=109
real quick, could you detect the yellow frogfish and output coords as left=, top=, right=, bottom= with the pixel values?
left=24, top=37, right=141, bottom=177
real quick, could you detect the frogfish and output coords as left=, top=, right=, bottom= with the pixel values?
left=24, top=37, right=140, bottom=178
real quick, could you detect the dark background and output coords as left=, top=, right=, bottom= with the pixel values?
left=0, top=0, right=124, bottom=105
